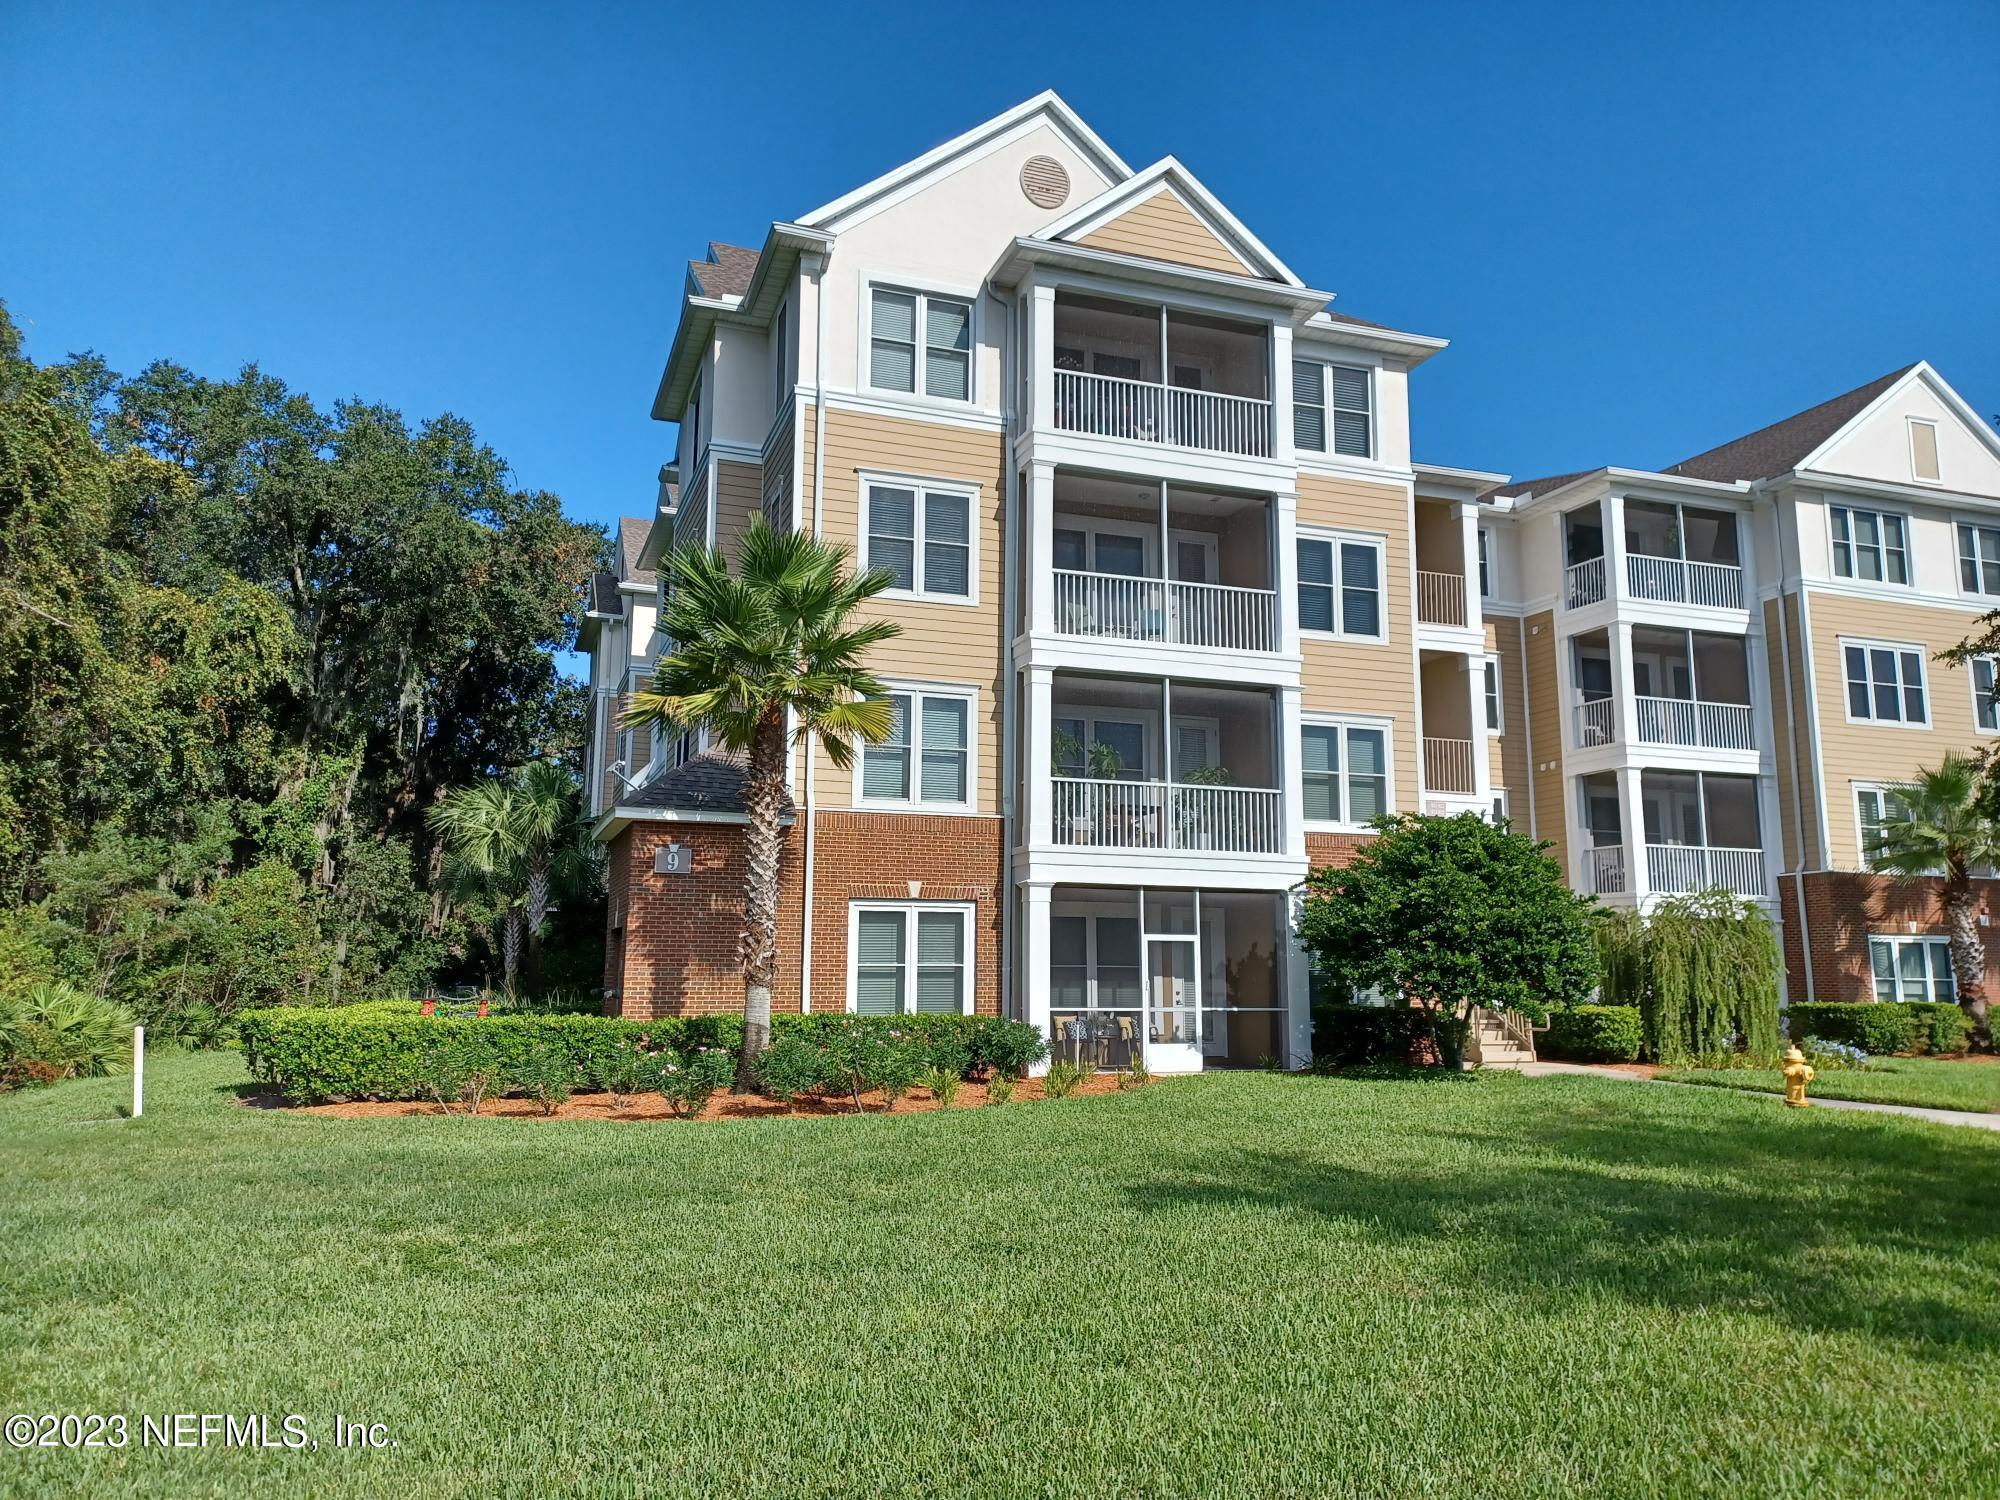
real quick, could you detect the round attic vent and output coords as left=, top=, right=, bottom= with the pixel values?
left=1019, top=155, right=1070, bottom=210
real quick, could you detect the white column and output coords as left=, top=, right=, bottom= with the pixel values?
left=1284, top=891, right=1311, bottom=1070
left=1279, top=685, right=1305, bottom=860
left=1617, top=765, right=1651, bottom=899
left=1273, top=490, right=1300, bottom=645
left=1464, top=654, right=1493, bottom=806
left=1026, top=665, right=1055, bottom=848
left=1270, top=322, right=1295, bottom=468
left=1609, top=619, right=1641, bottom=751
left=1027, top=461, right=1056, bottom=635
left=1023, top=884, right=1053, bottom=1075
left=1029, top=284, right=1056, bottom=438
left=1455, top=500, right=1483, bottom=638
left=1603, top=492, right=1628, bottom=606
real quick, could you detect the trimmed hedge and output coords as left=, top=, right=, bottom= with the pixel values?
left=1539, top=1005, right=1644, bottom=1063
left=1310, top=1004, right=1440, bottom=1067
left=1784, top=1002, right=1970, bottom=1057
left=237, top=1006, right=1042, bottom=1103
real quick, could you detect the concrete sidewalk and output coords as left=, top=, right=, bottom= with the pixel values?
left=1517, top=1061, right=2000, bottom=1133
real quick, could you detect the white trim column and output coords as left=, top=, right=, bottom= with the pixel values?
left=1464, top=655, right=1493, bottom=807
left=1603, top=491, right=1628, bottom=608
left=1023, top=883, right=1053, bottom=1075
left=1026, top=664, right=1055, bottom=848
left=1280, top=684, right=1306, bottom=861
left=1273, top=489, right=1300, bottom=644
left=1029, top=284, right=1055, bottom=439
left=1609, top=619, right=1641, bottom=752
left=1270, top=322, right=1295, bottom=468
left=1285, top=888, right=1311, bottom=1069
left=1455, top=500, right=1484, bottom=637
left=1027, top=461, right=1056, bottom=635
left=1617, top=764, right=1650, bottom=900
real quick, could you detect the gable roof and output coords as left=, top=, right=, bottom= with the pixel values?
left=1663, top=366, right=1917, bottom=483
left=618, top=517, right=657, bottom=587
left=619, top=751, right=795, bottom=818
left=687, top=242, right=761, bottom=300
left=1039, top=156, right=1302, bottom=287
left=1480, top=469, right=1604, bottom=504
left=798, top=90, right=1130, bottom=233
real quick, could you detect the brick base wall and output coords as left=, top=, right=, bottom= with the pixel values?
left=604, top=811, right=1005, bottom=1019
left=1780, top=870, right=2000, bottom=1001
left=1305, top=832, right=1373, bottom=871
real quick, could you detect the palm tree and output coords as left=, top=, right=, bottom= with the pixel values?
left=429, top=762, right=594, bottom=995
left=1870, top=753, right=2000, bottom=1051
left=624, top=518, right=899, bottom=1085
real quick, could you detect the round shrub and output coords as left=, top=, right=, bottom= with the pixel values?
left=1540, top=1005, right=1644, bottom=1063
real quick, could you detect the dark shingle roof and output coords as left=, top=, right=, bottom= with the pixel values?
left=687, top=242, right=761, bottom=299
left=619, top=752, right=794, bottom=818
left=1479, top=468, right=1604, bottom=504
left=618, top=516, right=657, bottom=588
left=1664, top=365, right=1916, bottom=483
left=587, top=571, right=620, bottom=615
left=1323, top=308, right=1393, bottom=332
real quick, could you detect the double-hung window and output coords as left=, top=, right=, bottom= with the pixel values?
left=1869, top=934, right=1954, bottom=1003
left=1843, top=640, right=1928, bottom=725
left=864, top=479, right=973, bottom=601
left=1297, top=533, right=1385, bottom=640
left=1329, top=366, right=1372, bottom=457
left=1829, top=505, right=1909, bottom=585
left=1959, top=523, right=2000, bottom=597
left=1292, top=360, right=1326, bottom=451
left=852, top=903, right=972, bottom=1015
left=1855, top=783, right=1912, bottom=867
left=869, top=287, right=972, bottom=401
left=1976, top=656, right=2000, bottom=733
left=859, top=687, right=972, bottom=807
left=1484, top=658, right=1503, bottom=733
left=1301, top=720, right=1390, bottom=827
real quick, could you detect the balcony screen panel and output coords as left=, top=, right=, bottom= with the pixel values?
left=1682, top=506, right=1739, bottom=565
left=1053, top=528, right=1087, bottom=571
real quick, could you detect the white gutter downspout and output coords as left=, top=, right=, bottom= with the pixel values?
left=1770, top=489, right=1815, bottom=1001
left=993, top=281, right=1019, bottom=1021
left=800, top=253, right=830, bottom=1013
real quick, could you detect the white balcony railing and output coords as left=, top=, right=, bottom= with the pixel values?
left=1634, top=697, right=1756, bottom=751
left=1585, top=845, right=1627, bottom=894
left=1051, top=778, right=1283, bottom=854
left=1565, top=556, right=1607, bottom=609
left=1575, top=698, right=1616, bottom=747
left=1416, top=569, right=1468, bottom=627
left=1645, top=844, right=1768, bottom=897
left=1422, top=737, right=1477, bottom=795
left=1625, top=554, right=1745, bottom=611
left=1051, top=570, right=1278, bottom=653
left=1053, top=369, right=1272, bottom=458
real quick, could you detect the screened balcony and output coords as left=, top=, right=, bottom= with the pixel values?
left=1414, top=497, right=1474, bottom=627
left=1418, top=649, right=1482, bottom=796
left=1049, top=293, right=1272, bottom=458
left=1577, top=770, right=1767, bottom=897
left=1623, top=500, right=1743, bottom=610
left=1630, top=627, right=1754, bottom=750
left=1047, top=473, right=1277, bottom=653
left=1572, top=630, right=1616, bottom=747
left=1563, top=506, right=1608, bottom=609
left=1047, top=674, right=1282, bottom=855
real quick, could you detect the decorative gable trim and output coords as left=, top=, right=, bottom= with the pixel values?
left=1794, top=361, right=2000, bottom=479
left=1037, top=156, right=1303, bottom=287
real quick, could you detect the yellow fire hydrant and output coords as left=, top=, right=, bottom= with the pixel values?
left=1782, top=1044, right=1815, bottom=1108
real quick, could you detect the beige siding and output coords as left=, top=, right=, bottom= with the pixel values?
left=1075, top=189, right=1253, bottom=278
left=1802, top=588, right=1989, bottom=869
left=1487, top=616, right=1530, bottom=801
left=800, top=403, right=1007, bottom=814
left=714, top=460, right=762, bottom=557
left=762, top=415, right=795, bottom=534
left=1523, top=611, right=1568, bottom=863
left=1297, top=473, right=1419, bottom=808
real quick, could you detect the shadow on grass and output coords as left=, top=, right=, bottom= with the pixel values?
left=1127, top=1084, right=2000, bottom=1355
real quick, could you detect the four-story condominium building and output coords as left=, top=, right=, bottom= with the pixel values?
left=579, top=92, right=2000, bottom=1066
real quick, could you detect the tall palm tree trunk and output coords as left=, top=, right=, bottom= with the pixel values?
left=1944, top=867, right=1993, bottom=1051
left=735, top=709, right=789, bottom=1090
left=523, top=861, right=550, bottom=999
left=501, top=907, right=522, bottom=996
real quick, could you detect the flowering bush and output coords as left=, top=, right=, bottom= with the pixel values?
left=653, top=1046, right=735, bottom=1118
left=1802, top=1038, right=1873, bottom=1072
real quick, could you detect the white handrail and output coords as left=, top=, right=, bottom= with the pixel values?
left=1422, top=737, right=1476, bottom=795
left=1416, top=569, right=1468, bottom=627
left=1624, top=553, right=1744, bottom=610
left=1053, top=368, right=1272, bottom=458
left=1634, top=696, right=1755, bottom=750
left=1585, top=845, right=1627, bottom=894
left=1052, top=569, right=1277, bottom=653
left=1575, top=698, right=1616, bottom=747
left=1050, top=778, right=1283, bottom=854
left=1565, top=556, right=1606, bottom=609
left=1645, top=844, right=1767, bottom=896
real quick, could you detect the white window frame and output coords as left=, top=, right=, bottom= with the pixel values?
left=1908, top=418, right=1942, bottom=485
left=846, top=900, right=977, bottom=1016
left=1292, top=358, right=1327, bottom=453
left=1868, top=933, right=1954, bottom=1004
left=1853, top=781, right=1914, bottom=869
left=859, top=472, right=980, bottom=606
left=1300, top=713, right=1396, bottom=833
left=1955, top=518, right=2000, bottom=600
left=1327, top=364, right=1374, bottom=459
left=1483, top=654, right=1503, bottom=735
left=1490, top=788, right=1509, bottom=825
left=853, top=679, right=978, bottom=811
left=1840, top=637, right=1930, bottom=729
left=1296, top=527, right=1389, bottom=644
left=1827, top=504, right=1911, bottom=588
left=1973, top=655, right=2000, bottom=736
left=860, top=276, right=978, bottom=408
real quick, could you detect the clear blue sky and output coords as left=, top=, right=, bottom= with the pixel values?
left=6, top=1, right=1996, bottom=554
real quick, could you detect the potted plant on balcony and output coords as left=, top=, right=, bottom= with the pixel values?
left=1174, top=764, right=1240, bottom=849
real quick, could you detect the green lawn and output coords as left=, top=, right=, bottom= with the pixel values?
left=3, top=1055, right=1998, bottom=1498
left=1659, top=1057, right=2000, bottom=1114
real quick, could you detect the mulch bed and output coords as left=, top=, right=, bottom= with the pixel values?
left=242, top=1071, right=1133, bottom=1123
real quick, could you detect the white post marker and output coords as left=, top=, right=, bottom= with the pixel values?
left=132, top=1025, right=144, bottom=1119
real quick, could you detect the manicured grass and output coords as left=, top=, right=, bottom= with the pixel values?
left=3, top=1054, right=1998, bottom=1498
left=1659, top=1056, right=2000, bottom=1114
